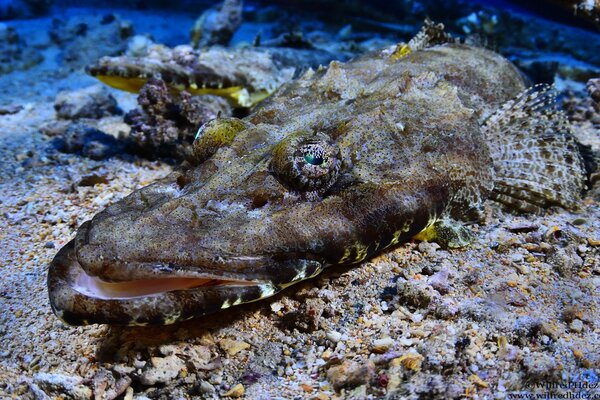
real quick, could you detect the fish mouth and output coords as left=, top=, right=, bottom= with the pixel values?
left=47, top=240, right=324, bottom=326
left=73, top=269, right=262, bottom=300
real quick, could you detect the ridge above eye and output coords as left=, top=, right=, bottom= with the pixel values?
left=270, top=131, right=341, bottom=196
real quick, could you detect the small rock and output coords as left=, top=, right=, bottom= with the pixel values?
left=223, top=383, right=244, bottom=398
left=514, top=263, right=530, bottom=274
left=570, top=319, right=584, bottom=333
left=562, top=306, right=584, bottom=323
left=326, top=360, right=374, bottom=391
left=0, top=104, right=23, bottom=115
left=279, top=297, right=325, bottom=332
left=44, top=242, right=55, bottom=249
left=54, top=122, right=122, bottom=160
left=78, top=174, right=109, bottom=187
left=588, top=237, right=600, bottom=247
left=510, top=253, right=524, bottom=263
left=270, top=302, right=283, bottom=312
left=326, top=330, right=342, bottom=343
left=371, top=337, right=394, bottom=354
left=300, top=383, right=313, bottom=393
left=417, top=241, right=440, bottom=256
left=92, top=369, right=132, bottom=400
left=507, top=223, right=539, bottom=233
left=431, top=297, right=459, bottom=320
left=191, top=0, right=243, bottom=48
left=522, top=353, right=558, bottom=381
left=429, top=268, right=450, bottom=294
left=187, top=344, right=219, bottom=371
left=199, top=380, right=215, bottom=394
left=33, top=373, right=92, bottom=400
left=54, top=85, right=121, bottom=120
left=396, top=279, right=434, bottom=309
left=139, top=355, right=185, bottom=386
left=548, top=246, right=584, bottom=277
left=391, top=353, right=424, bottom=371
left=219, top=338, right=250, bottom=356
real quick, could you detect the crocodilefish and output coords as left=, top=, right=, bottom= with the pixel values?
left=48, top=22, right=587, bottom=325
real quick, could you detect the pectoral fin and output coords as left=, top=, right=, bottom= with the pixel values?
left=482, top=84, right=587, bottom=213
left=413, top=219, right=475, bottom=249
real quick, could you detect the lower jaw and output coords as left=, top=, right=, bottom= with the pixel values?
left=48, top=241, right=280, bottom=326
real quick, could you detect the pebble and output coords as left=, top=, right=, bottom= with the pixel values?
left=326, top=360, right=374, bottom=391
left=139, top=355, right=186, bottom=386
left=570, top=319, right=584, bottom=333
left=219, top=339, right=250, bottom=356
left=33, top=372, right=92, bottom=400
left=562, top=306, right=584, bottom=323
left=199, top=380, right=216, bottom=394
left=326, top=330, right=342, bottom=343
left=371, top=337, right=394, bottom=354
left=522, top=353, right=557, bottom=380
left=429, top=268, right=450, bottom=294
left=54, top=85, right=120, bottom=120
left=510, top=253, right=524, bottom=263
left=223, top=383, right=244, bottom=398
left=417, top=241, right=440, bottom=256
left=391, top=353, right=424, bottom=371
left=396, top=279, right=434, bottom=309
left=549, top=247, right=584, bottom=277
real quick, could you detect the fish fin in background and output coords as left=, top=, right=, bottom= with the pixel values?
left=482, top=84, right=587, bottom=214
left=389, top=19, right=456, bottom=60
left=407, top=18, right=456, bottom=51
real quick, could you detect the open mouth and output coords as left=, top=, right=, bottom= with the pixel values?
left=48, top=239, right=324, bottom=325
left=73, top=268, right=262, bottom=300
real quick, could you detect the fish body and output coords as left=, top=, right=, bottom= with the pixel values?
left=48, top=41, right=585, bottom=326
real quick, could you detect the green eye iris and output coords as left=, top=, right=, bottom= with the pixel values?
left=270, top=132, right=341, bottom=195
left=304, top=154, right=325, bottom=166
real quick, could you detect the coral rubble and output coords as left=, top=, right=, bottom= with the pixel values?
left=54, top=85, right=121, bottom=120
left=124, top=78, right=232, bottom=160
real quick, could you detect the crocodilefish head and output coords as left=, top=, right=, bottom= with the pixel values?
left=48, top=55, right=491, bottom=326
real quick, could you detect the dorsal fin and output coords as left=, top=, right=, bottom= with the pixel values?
left=482, top=84, right=587, bottom=213
left=407, top=18, right=456, bottom=51
left=387, top=18, right=456, bottom=60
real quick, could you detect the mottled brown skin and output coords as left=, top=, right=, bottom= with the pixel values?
left=48, top=44, right=526, bottom=326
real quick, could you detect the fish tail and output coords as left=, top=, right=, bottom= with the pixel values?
left=482, top=84, right=587, bottom=213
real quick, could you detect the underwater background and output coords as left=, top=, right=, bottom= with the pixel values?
left=1, top=0, right=599, bottom=398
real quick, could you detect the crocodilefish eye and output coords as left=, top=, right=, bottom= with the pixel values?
left=303, top=145, right=326, bottom=166
left=270, top=132, right=341, bottom=195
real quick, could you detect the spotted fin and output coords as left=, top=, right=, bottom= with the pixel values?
left=482, top=84, right=587, bottom=213
left=413, top=218, right=475, bottom=249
